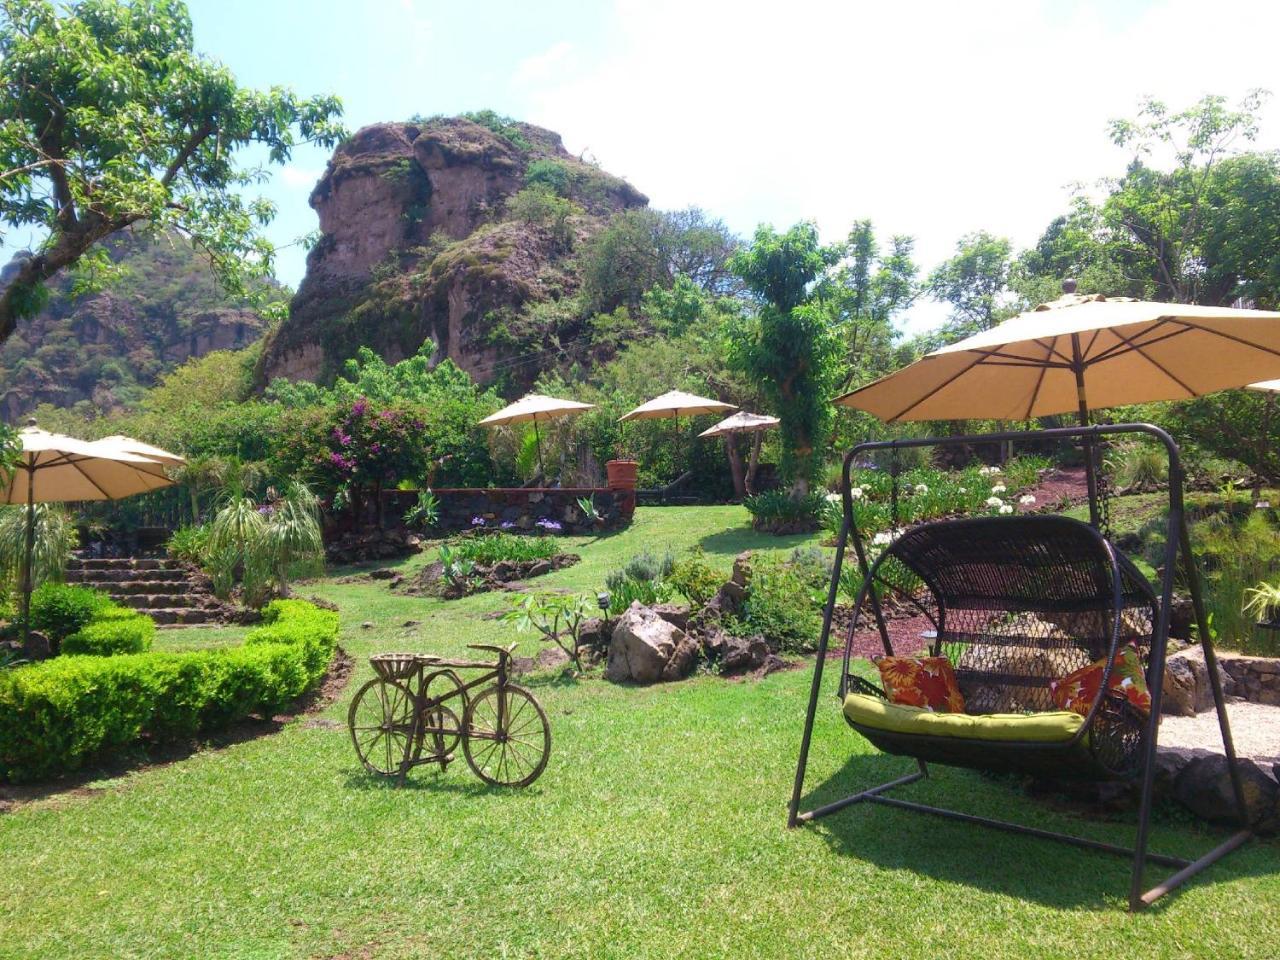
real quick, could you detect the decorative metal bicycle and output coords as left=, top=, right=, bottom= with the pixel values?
left=348, top=643, right=551, bottom=787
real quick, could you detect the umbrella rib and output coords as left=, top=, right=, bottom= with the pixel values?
left=62, top=457, right=116, bottom=500
left=1032, top=337, right=1074, bottom=366
left=888, top=353, right=990, bottom=421
left=1023, top=337, right=1057, bottom=419
left=1107, top=329, right=1198, bottom=397
left=1155, top=318, right=1280, bottom=361
left=1080, top=327, right=1103, bottom=361
left=968, top=346, right=1072, bottom=367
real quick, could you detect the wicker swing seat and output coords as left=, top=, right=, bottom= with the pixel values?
left=839, top=514, right=1156, bottom=780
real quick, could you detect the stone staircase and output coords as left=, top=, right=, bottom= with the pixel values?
left=64, top=558, right=229, bottom=626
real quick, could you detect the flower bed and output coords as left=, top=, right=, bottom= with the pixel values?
left=382, top=487, right=633, bottom=536
left=0, top=600, right=338, bottom=783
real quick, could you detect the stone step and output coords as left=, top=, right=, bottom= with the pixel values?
left=66, top=568, right=191, bottom=585
left=118, top=593, right=217, bottom=611
left=67, top=558, right=187, bottom=572
left=79, top=578, right=210, bottom=596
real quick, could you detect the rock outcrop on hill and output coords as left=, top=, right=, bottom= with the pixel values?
left=0, top=233, right=267, bottom=418
left=258, top=116, right=647, bottom=388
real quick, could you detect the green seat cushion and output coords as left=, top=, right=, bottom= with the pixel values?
left=843, top=693, right=1085, bottom=743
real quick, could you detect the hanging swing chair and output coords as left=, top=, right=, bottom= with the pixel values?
left=787, top=423, right=1253, bottom=912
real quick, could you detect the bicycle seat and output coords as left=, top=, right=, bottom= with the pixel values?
left=467, top=642, right=519, bottom=661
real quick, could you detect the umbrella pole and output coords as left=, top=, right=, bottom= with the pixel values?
left=20, top=466, right=34, bottom=645
left=534, top=420, right=545, bottom=480
left=1072, top=336, right=1101, bottom=528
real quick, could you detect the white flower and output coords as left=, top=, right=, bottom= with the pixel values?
left=958, top=487, right=967, bottom=494
left=825, top=492, right=841, bottom=503
left=991, top=483, right=1007, bottom=494
left=989, top=466, right=1002, bottom=475
left=999, top=504, right=1014, bottom=514
left=978, top=466, right=991, bottom=476
left=872, top=531, right=893, bottom=546
left=850, top=486, right=863, bottom=499
left=1019, top=494, right=1036, bottom=505
left=985, top=496, right=1004, bottom=508
left=914, top=483, right=929, bottom=494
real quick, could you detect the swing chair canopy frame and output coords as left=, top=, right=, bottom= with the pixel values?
left=787, top=422, right=1252, bottom=912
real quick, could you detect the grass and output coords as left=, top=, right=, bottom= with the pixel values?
left=0, top=506, right=1277, bottom=958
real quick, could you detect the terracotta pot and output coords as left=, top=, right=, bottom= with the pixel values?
left=606, top=459, right=639, bottom=490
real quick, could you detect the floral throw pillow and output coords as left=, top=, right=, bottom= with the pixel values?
left=874, top=656, right=966, bottom=713
left=1049, top=644, right=1151, bottom=716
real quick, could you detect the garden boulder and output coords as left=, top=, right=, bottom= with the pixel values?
left=1173, top=755, right=1279, bottom=833
left=607, top=602, right=694, bottom=684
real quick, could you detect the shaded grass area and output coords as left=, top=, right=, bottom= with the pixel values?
left=0, top=507, right=1276, bottom=958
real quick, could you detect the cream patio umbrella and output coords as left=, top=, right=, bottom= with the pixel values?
left=89, top=435, right=187, bottom=478
left=835, top=284, right=1280, bottom=522
left=699, top=411, right=779, bottom=496
left=2, top=423, right=175, bottom=639
left=478, top=393, right=595, bottom=477
left=620, top=390, right=738, bottom=485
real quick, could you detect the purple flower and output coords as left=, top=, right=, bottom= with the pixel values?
left=351, top=398, right=369, bottom=417
left=535, top=519, right=563, bottom=532
left=471, top=516, right=486, bottom=527
left=500, top=521, right=515, bottom=530
left=378, top=409, right=394, bottom=420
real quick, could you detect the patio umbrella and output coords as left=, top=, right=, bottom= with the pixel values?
left=699, top=411, right=779, bottom=496
left=1, top=423, right=174, bottom=639
left=620, top=390, right=738, bottom=479
left=835, top=283, right=1280, bottom=522
left=478, top=394, right=595, bottom=477
left=89, top=435, right=186, bottom=478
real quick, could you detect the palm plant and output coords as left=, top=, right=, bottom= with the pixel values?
left=0, top=504, right=78, bottom=601
left=205, top=483, right=324, bottom=607
left=205, top=494, right=266, bottom=600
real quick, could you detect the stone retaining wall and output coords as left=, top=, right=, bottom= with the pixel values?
left=382, top=487, right=634, bottom=536
left=1222, top=652, right=1280, bottom=706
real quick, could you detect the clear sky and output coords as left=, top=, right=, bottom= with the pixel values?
left=33, top=1, right=1280, bottom=333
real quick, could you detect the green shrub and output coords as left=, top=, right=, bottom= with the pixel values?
left=166, top=524, right=210, bottom=564
left=453, top=532, right=557, bottom=566
left=403, top=490, right=440, bottom=530
left=604, top=549, right=675, bottom=614
left=62, top=612, right=154, bottom=656
left=0, top=599, right=338, bottom=782
left=743, top=490, right=826, bottom=531
left=1106, top=440, right=1168, bottom=492
left=668, top=549, right=722, bottom=607
left=734, top=556, right=821, bottom=654
left=28, top=583, right=111, bottom=641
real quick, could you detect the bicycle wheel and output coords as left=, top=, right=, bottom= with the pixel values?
left=348, top=678, right=417, bottom=777
left=462, top=684, right=551, bottom=788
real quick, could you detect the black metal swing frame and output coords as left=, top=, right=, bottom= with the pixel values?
left=787, top=423, right=1253, bottom=911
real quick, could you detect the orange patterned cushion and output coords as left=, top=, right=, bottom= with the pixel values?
left=875, top=656, right=966, bottom=713
left=1049, top=644, right=1151, bottom=716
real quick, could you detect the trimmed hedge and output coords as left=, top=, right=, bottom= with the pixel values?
left=61, top=610, right=155, bottom=656
left=29, top=583, right=112, bottom=641
left=0, top=599, right=339, bottom=782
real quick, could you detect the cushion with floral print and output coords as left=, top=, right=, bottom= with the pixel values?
left=1049, top=644, right=1151, bottom=716
left=874, top=656, right=966, bottom=713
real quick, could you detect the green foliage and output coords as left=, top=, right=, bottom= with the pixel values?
left=735, top=555, right=821, bottom=654
left=28, top=583, right=111, bottom=641
left=166, top=524, right=210, bottom=565
left=1106, top=440, right=1168, bottom=493
left=403, top=490, right=440, bottom=530
left=502, top=593, right=594, bottom=671
left=668, top=548, right=722, bottom=607
left=0, top=504, right=78, bottom=596
left=726, top=222, right=844, bottom=487
left=62, top=610, right=154, bottom=656
left=452, top=533, right=557, bottom=567
left=459, top=110, right=530, bottom=150
left=506, top=186, right=579, bottom=249
left=926, top=231, right=1014, bottom=337
left=0, top=0, right=345, bottom=341
left=0, top=599, right=337, bottom=782
left=524, top=159, right=572, bottom=196
left=742, top=490, right=826, bottom=530
left=1189, top=510, right=1280, bottom=653
left=436, top=545, right=477, bottom=590
left=604, top=549, right=674, bottom=614
left=575, top=496, right=601, bottom=524
left=205, top=484, right=324, bottom=607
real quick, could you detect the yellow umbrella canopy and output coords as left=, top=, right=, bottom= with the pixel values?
left=698, top=411, right=780, bottom=438
left=2, top=424, right=176, bottom=638
left=619, top=390, right=737, bottom=422
left=479, top=394, right=595, bottom=476
left=89, top=435, right=186, bottom=479
left=478, top=393, right=595, bottom=427
left=835, top=291, right=1280, bottom=422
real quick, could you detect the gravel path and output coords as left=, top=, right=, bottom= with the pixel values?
left=1160, top=701, right=1280, bottom=767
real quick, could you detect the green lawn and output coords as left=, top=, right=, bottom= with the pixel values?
left=1, top=506, right=1276, bottom=959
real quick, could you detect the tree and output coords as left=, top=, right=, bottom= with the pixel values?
left=726, top=222, right=844, bottom=491
left=826, top=220, right=917, bottom=389
left=926, top=230, right=1014, bottom=337
left=1102, top=91, right=1280, bottom=306
left=0, top=0, right=345, bottom=344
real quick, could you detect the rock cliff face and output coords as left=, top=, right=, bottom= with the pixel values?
left=258, top=116, right=647, bottom=387
left=0, top=234, right=267, bottom=419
